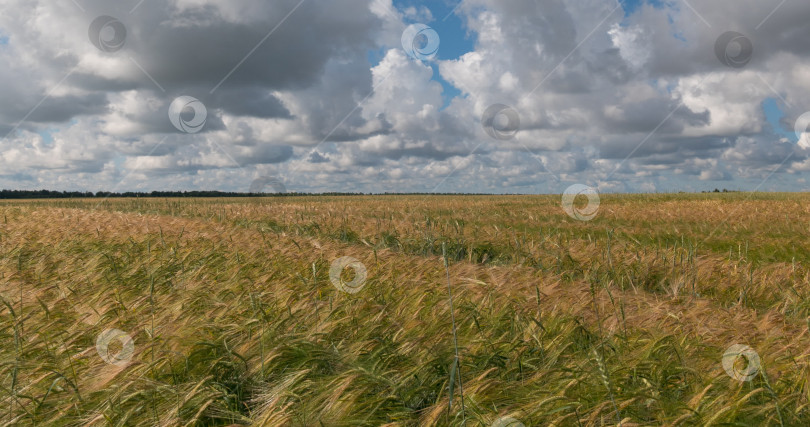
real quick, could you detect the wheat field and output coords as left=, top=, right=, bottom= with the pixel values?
left=1, top=193, right=809, bottom=426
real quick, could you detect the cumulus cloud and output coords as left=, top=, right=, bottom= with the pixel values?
left=0, top=0, right=808, bottom=192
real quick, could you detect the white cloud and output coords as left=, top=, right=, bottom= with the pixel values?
left=0, top=0, right=809, bottom=192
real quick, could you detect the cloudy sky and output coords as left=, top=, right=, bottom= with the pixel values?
left=1, top=0, right=809, bottom=194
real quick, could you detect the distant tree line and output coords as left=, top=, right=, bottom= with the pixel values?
left=0, top=189, right=498, bottom=199
left=0, top=189, right=746, bottom=199
left=0, top=189, right=301, bottom=199
left=702, top=189, right=739, bottom=193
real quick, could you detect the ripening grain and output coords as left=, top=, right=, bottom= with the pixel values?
left=1, top=194, right=808, bottom=426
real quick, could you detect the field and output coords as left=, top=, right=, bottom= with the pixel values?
left=1, top=193, right=809, bottom=426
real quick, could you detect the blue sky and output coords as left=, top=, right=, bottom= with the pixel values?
left=388, top=0, right=476, bottom=108
left=390, top=0, right=797, bottom=148
left=619, top=0, right=666, bottom=16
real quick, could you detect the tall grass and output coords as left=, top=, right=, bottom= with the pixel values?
left=0, top=194, right=808, bottom=425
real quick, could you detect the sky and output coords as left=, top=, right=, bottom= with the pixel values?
left=0, top=0, right=809, bottom=194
